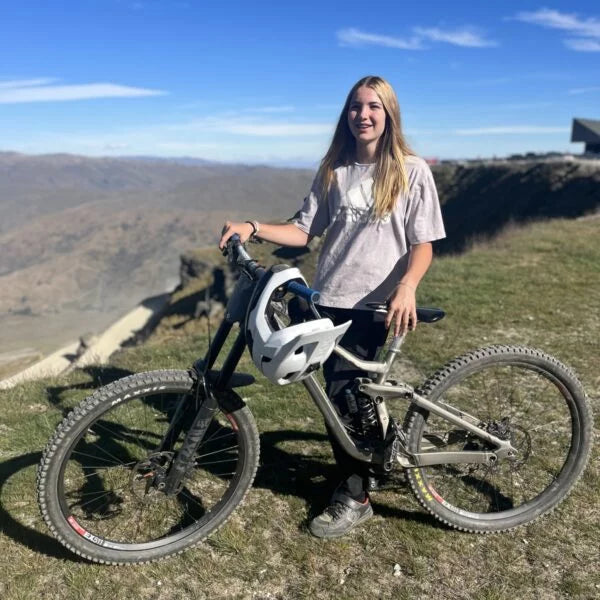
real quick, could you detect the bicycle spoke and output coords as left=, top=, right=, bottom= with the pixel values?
left=57, top=391, right=246, bottom=546
left=196, top=445, right=239, bottom=460
left=412, top=357, right=578, bottom=518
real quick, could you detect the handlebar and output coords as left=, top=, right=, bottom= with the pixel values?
left=286, top=281, right=320, bottom=304
left=224, top=234, right=264, bottom=279
left=224, top=233, right=249, bottom=262
left=224, top=233, right=321, bottom=305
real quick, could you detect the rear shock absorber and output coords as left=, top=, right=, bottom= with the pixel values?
left=356, top=393, right=379, bottom=440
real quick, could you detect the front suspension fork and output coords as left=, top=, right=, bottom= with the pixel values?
left=162, top=388, right=219, bottom=495
left=162, top=330, right=248, bottom=495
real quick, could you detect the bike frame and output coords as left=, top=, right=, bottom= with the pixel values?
left=316, top=342, right=516, bottom=467
left=162, top=240, right=518, bottom=494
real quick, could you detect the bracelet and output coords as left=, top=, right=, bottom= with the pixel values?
left=245, top=220, right=260, bottom=237
left=398, top=281, right=416, bottom=291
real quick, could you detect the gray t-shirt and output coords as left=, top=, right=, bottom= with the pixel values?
left=291, top=155, right=446, bottom=309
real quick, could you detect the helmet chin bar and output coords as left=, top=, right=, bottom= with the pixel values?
left=261, top=319, right=351, bottom=385
left=245, top=265, right=351, bottom=385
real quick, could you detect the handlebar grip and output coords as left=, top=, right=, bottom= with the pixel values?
left=223, top=233, right=240, bottom=257
left=286, top=281, right=320, bottom=304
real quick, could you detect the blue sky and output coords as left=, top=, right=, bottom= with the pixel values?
left=1, top=1, right=599, bottom=165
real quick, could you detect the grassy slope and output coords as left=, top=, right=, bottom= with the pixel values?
left=0, top=217, right=598, bottom=600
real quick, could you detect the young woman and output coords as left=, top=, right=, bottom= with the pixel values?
left=219, top=75, right=445, bottom=538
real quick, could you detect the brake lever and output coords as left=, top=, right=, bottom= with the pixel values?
left=308, top=299, right=321, bottom=320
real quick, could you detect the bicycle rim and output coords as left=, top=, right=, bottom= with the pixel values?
left=57, top=389, right=247, bottom=551
left=408, top=354, right=586, bottom=524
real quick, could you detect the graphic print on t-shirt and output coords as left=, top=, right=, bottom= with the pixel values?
left=341, top=177, right=391, bottom=225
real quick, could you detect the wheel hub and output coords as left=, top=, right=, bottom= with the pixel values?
left=485, top=416, right=512, bottom=440
left=130, top=451, right=175, bottom=503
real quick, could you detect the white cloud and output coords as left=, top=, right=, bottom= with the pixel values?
left=455, top=126, right=569, bottom=136
left=222, top=122, right=331, bottom=136
left=0, top=78, right=58, bottom=89
left=61, top=113, right=332, bottom=143
left=564, top=38, right=600, bottom=52
left=337, top=28, right=423, bottom=50
left=180, top=116, right=332, bottom=137
left=174, top=103, right=295, bottom=115
left=414, top=27, right=497, bottom=47
left=0, top=82, right=166, bottom=103
left=153, top=141, right=221, bottom=152
left=514, top=8, right=600, bottom=52
left=17, top=123, right=328, bottom=163
left=567, top=86, right=600, bottom=95
left=6, top=109, right=335, bottom=164
left=103, top=143, right=130, bottom=151
left=338, top=25, right=496, bottom=50
left=514, top=8, right=600, bottom=38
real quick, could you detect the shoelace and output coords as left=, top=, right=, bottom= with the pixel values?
left=325, top=502, right=348, bottom=520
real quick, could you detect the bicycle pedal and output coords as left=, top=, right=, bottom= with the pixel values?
left=366, top=472, right=406, bottom=492
left=366, top=476, right=380, bottom=491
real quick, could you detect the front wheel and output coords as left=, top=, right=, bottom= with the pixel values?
left=37, top=370, right=260, bottom=564
left=404, top=345, right=592, bottom=532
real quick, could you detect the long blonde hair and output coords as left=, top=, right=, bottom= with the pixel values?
left=317, top=75, right=413, bottom=219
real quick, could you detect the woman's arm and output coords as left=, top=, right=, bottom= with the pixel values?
left=385, top=242, right=433, bottom=336
left=218, top=221, right=310, bottom=249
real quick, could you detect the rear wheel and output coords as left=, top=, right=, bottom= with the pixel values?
left=37, top=370, right=259, bottom=563
left=404, top=346, right=592, bottom=532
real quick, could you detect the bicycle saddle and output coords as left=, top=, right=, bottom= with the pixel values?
left=365, top=303, right=445, bottom=323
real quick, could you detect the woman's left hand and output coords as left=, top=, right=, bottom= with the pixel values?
left=386, top=283, right=417, bottom=337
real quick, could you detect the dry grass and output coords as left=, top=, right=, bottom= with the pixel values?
left=0, top=217, right=599, bottom=599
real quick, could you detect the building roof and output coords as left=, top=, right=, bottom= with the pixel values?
left=571, top=118, right=600, bottom=143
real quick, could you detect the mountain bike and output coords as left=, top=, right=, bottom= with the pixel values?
left=37, top=235, right=593, bottom=564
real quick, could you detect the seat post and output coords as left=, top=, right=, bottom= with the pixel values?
left=375, top=334, right=406, bottom=384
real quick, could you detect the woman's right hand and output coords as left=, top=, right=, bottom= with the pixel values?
left=219, top=221, right=254, bottom=250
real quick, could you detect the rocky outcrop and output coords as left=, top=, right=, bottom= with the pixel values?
left=179, top=249, right=236, bottom=302
left=179, top=253, right=213, bottom=288
left=172, top=159, right=600, bottom=308
left=432, top=159, right=600, bottom=253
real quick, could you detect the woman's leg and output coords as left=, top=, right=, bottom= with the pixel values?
left=289, top=299, right=388, bottom=499
left=319, top=306, right=388, bottom=500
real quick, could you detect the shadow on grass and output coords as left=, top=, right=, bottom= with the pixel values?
left=45, top=365, right=134, bottom=417
left=0, top=452, right=85, bottom=561
left=0, top=366, right=137, bottom=561
left=253, top=429, right=440, bottom=529
left=6, top=373, right=438, bottom=562
left=0, top=428, right=439, bottom=561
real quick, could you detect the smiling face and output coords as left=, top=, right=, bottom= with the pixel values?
left=347, top=85, right=387, bottom=161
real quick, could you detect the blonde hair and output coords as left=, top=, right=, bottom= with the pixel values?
left=316, top=75, right=413, bottom=219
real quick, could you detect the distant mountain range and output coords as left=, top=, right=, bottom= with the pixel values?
left=0, top=152, right=314, bottom=355
left=1, top=151, right=598, bottom=364
left=117, top=155, right=216, bottom=166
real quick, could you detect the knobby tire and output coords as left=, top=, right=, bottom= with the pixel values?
left=37, top=370, right=260, bottom=564
left=404, top=345, right=592, bottom=532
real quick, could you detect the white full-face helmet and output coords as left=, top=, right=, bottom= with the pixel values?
left=245, top=265, right=350, bottom=385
